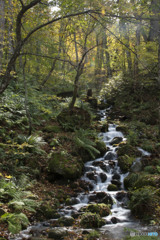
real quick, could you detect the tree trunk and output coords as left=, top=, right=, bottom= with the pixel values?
left=148, top=0, right=159, bottom=41
left=41, top=59, right=57, bottom=87
left=69, top=72, right=80, bottom=110
left=0, top=0, right=5, bottom=70
left=103, top=30, right=112, bottom=79
left=95, top=34, right=103, bottom=92
left=8, top=0, right=14, bottom=58
left=134, top=23, right=141, bottom=79
left=158, top=15, right=160, bottom=139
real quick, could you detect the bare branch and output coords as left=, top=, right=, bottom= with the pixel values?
left=19, top=0, right=24, bottom=8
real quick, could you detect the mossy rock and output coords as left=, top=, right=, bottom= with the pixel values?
left=48, top=152, right=83, bottom=179
left=95, top=140, right=107, bottom=157
left=44, top=125, right=61, bottom=133
left=58, top=216, right=74, bottom=226
left=117, top=144, right=141, bottom=157
left=48, top=228, right=68, bottom=239
left=118, top=155, right=135, bottom=173
left=83, top=203, right=111, bottom=217
left=57, top=107, right=91, bottom=131
left=124, top=173, right=139, bottom=190
left=107, top=184, right=118, bottom=191
left=100, top=123, right=109, bottom=132
left=116, top=125, right=128, bottom=134
left=80, top=212, right=106, bottom=228
left=38, top=204, right=58, bottom=219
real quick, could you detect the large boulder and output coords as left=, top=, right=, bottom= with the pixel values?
left=110, top=137, right=123, bottom=145
left=58, top=216, right=74, bottom=226
left=82, top=203, right=111, bottom=217
left=80, top=212, right=106, bottom=228
left=117, top=144, right=141, bottom=157
left=118, top=155, right=135, bottom=173
left=48, top=152, right=83, bottom=179
left=48, top=227, right=68, bottom=239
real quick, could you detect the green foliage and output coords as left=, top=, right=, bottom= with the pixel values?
left=74, top=128, right=100, bottom=159
left=1, top=213, right=29, bottom=234
left=129, top=186, right=159, bottom=220
left=85, top=230, right=100, bottom=240
left=0, top=178, right=38, bottom=212
left=127, top=130, right=139, bottom=146
left=0, top=177, right=38, bottom=233
left=80, top=212, right=106, bottom=228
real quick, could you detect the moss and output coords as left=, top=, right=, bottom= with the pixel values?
left=124, top=173, right=139, bottom=190
left=38, top=203, right=58, bottom=219
left=116, top=124, right=128, bottom=134
left=44, top=125, right=61, bottom=133
left=86, top=230, right=100, bottom=240
left=107, top=184, right=118, bottom=191
left=95, top=140, right=107, bottom=157
left=144, top=166, right=157, bottom=174
left=83, top=203, right=111, bottom=217
left=118, top=155, right=135, bottom=173
left=58, top=216, right=74, bottom=226
left=80, top=212, right=106, bottom=228
left=48, top=152, right=83, bottom=179
left=117, top=144, right=141, bottom=157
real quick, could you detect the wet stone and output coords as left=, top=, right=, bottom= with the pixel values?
left=86, top=172, right=97, bottom=181
left=71, top=210, right=82, bottom=219
left=88, top=194, right=97, bottom=202
left=96, top=192, right=113, bottom=205
left=111, top=179, right=121, bottom=187
left=108, top=160, right=116, bottom=167
left=110, top=137, right=123, bottom=145
left=112, top=172, right=121, bottom=180
left=107, top=184, right=118, bottom=191
left=111, top=217, right=119, bottom=224
left=105, top=152, right=116, bottom=160
left=100, top=172, right=107, bottom=182
left=92, top=161, right=109, bottom=172
left=116, top=191, right=128, bottom=201
left=48, top=228, right=68, bottom=239
left=66, top=197, right=80, bottom=205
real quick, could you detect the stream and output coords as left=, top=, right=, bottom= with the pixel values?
left=11, top=109, right=159, bottom=240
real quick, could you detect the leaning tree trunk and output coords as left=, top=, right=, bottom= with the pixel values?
left=158, top=14, right=160, bottom=139
left=0, top=0, right=5, bottom=70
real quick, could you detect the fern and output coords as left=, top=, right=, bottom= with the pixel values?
left=74, top=129, right=100, bottom=159
left=1, top=213, right=29, bottom=234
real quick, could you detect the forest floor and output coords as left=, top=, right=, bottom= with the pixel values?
left=0, top=79, right=160, bottom=240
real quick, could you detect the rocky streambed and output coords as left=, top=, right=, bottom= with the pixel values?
left=10, top=109, right=160, bottom=240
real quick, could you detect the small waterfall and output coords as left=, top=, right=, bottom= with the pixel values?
left=11, top=109, right=157, bottom=240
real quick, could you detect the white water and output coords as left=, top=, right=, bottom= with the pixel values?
left=11, top=109, right=156, bottom=240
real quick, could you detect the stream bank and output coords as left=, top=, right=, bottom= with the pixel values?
left=8, top=108, right=160, bottom=240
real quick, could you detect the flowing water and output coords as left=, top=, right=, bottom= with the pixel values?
left=11, top=109, right=159, bottom=240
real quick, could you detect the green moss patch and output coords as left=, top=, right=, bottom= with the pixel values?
left=48, top=152, right=83, bottom=179
left=80, top=212, right=106, bottom=228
